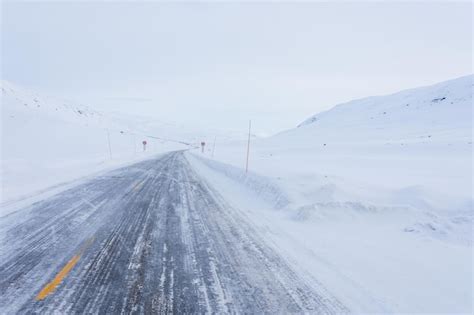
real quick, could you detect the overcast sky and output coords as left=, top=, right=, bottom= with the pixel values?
left=2, top=1, right=472, bottom=136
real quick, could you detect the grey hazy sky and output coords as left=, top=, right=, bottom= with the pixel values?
left=2, top=1, right=472, bottom=136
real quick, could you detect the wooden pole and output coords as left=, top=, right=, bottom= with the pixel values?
left=106, top=129, right=113, bottom=159
left=246, top=120, right=251, bottom=173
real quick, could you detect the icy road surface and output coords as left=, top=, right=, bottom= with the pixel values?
left=0, top=151, right=346, bottom=314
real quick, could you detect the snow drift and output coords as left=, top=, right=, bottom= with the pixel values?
left=199, top=75, right=473, bottom=313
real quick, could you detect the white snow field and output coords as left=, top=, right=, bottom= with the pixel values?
left=1, top=75, right=472, bottom=313
left=1, top=80, right=241, bottom=206
left=190, top=75, right=473, bottom=313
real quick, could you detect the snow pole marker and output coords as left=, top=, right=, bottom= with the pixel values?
left=246, top=120, right=251, bottom=173
left=106, top=129, right=113, bottom=159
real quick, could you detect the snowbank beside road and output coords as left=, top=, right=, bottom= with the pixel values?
left=187, top=152, right=472, bottom=313
left=188, top=153, right=289, bottom=209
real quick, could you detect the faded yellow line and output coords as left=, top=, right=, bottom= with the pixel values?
left=134, top=182, right=144, bottom=191
left=36, top=255, right=80, bottom=300
left=133, top=177, right=150, bottom=192
left=36, top=237, right=94, bottom=301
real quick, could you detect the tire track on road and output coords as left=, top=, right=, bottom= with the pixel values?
left=1, top=151, right=348, bottom=314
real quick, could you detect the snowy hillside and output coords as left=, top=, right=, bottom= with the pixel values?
left=204, top=75, right=473, bottom=313
left=297, top=74, right=472, bottom=140
left=1, top=80, right=254, bottom=203
left=0, top=81, right=193, bottom=203
left=248, top=75, right=473, bottom=198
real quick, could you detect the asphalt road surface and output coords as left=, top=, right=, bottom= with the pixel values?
left=0, top=151, right=347, bottom=314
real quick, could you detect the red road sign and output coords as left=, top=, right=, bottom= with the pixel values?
left=142, top=140, right=147, bottom=145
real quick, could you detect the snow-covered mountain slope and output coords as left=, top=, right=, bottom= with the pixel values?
left=196, top=75, right=473, bottom=313
left=215, top=74, right=472, bottom=193
left=1, top=80, right=250, bottom=203
left=296, top=74, right=472, bottom=140
left=0, top=81, right=197, bottom=203
left=251, top=75, right=473, bottom=199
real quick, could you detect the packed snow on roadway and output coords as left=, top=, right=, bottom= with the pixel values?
left=1, top=75, right=472, bottom=313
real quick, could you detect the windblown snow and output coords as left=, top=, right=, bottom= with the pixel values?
left=0, top=81, right=238, bottom=204
left=0, top=81, right=174, bottom=203
left=1, top=75, right=472, bottom=313
left=191, top=75, right=473, bottom=313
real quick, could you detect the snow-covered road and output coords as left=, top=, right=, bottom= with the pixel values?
left=0, top=151, right=346, bottom=314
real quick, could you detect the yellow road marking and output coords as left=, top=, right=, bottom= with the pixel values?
left=36, top=237, right=94, bottom=301
left=36, top=255, right=80, bottom=301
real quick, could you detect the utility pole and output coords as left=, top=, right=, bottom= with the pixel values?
left=246, top=120, right=251, bottom=173
left=106, top=129, right=113, bottom=159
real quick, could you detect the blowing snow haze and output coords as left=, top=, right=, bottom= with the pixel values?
left=1, top=1, right=473, bottom=314
left=2, top=1, right=472, bottom=135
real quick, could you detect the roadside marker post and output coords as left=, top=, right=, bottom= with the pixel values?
left=106, top=129, right=113, bottom=159
left=142, top=140, right=147, bottom=152
left=201, top=141, right=206, bottom=153
left=246, top=120, right=251, bottom=173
